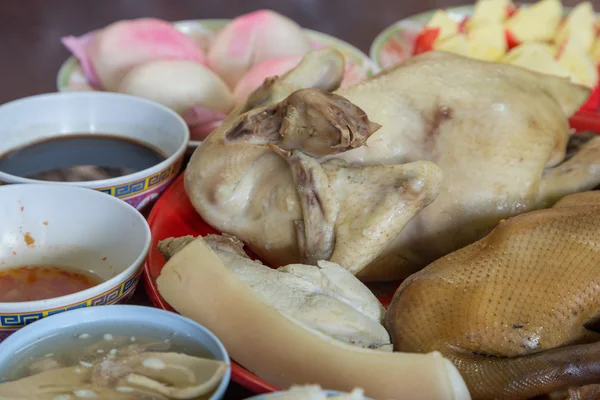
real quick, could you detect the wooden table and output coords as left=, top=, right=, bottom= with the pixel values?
left=0, top=0, right=597, bottom=398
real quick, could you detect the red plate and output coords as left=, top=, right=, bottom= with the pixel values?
left=570, top=110, right=600, bottom=133
left=144, top=116, right=599, bottom=394
left=143, top=174, right=401, bottom=394
left=143, top=176, right=276, bottom=393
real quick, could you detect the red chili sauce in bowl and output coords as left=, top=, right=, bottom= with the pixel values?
left=0, top=266, right=103, bottom=302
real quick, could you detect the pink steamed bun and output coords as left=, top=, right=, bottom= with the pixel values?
left=207, top=10, right=312, bottom=88
left=232, top=55, right=304, bottom=104
left=62, top=18, right=206, bottom=91
left=118, top=60, right=233, bottom=127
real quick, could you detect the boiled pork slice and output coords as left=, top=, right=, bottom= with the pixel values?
left=158, top=234, right=391, bottom=351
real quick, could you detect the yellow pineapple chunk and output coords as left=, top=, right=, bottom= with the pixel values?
left=502, top=42, right=571, bottom=79
left=425, top=10, right=460, bottom=41
left=558, top=39, right=598, bottom=88
left=469, top=23, right=508, bottom=61
left=469, top=0, right=513, bottom=29
left=555, top=2, right=596, bottom=52
left=434, top=34, right=472, bottom=57
left=590, top=37, right=600, bottom=63
left=505, top=0, right=563, bottom=42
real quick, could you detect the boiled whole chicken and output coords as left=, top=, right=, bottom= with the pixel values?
left=385, top=191, right=600, bottom=400
left=185, top=48, right=600, bottom=281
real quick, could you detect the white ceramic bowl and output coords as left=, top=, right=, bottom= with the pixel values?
left=0, top=305, right=231, bottom=400
left=0, top=184, right=151, bottom=340
left=0, top=92, right=189, bottom=211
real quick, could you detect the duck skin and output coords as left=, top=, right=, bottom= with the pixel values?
left=385, top=191, right=600, bottom=400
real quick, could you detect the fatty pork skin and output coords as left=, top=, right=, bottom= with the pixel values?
left=158, top=233, right=392, bottom=351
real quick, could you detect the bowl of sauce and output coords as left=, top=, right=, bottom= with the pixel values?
left=0, top=92, right=189, bottom=212
left=0, top=305, right=231, bottom=400
left=0, top=265, right=102, bottom=303
left=0, top=183, right=151, bottom=340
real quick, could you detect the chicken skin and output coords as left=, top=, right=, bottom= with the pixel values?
left=185, top=49, right=600, bottom=281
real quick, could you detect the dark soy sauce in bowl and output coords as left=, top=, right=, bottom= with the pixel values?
left=0, top=134, right=167, bottom=182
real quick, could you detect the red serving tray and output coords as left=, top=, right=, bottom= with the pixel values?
left=143, top=114, right=599, bottom=394
left=143, top=175, right=401, bottom=393
left=571, top=110, right=600, bottom=132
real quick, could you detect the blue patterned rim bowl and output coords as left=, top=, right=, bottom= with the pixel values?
left=0, top=92, right=189, bottom=211
left=0, top=305, right=232, bottom=400
left=0, top=184, right=151, bottom=340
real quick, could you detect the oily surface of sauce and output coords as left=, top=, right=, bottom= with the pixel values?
left=0, top=134, right=167, bottom=182
left=0, top=265, right=103, bottom=302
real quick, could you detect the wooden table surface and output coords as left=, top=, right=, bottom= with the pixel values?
left=0, top=0, right=597, bottom=398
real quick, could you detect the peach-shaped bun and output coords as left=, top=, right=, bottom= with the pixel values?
left=232, top=55, right=304, bottom=104
left=118, top=60, right=233, bottom=126
left=188, top=120, right=224, bottom=142
left=207, top=10, right=312, bottom=89
left=63, top=18, right=207, bottom=92
left=62, top=32, right=103, bottom=89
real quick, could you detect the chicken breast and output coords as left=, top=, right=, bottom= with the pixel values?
left=385, top=191, right=600, bottom=400
left=332, top=51, right=597, bottom=280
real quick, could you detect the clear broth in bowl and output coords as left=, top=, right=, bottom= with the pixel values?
left=0, top=134, right=167, bottom=182
left=0, top=326, right=215, bottom=391
left=0, top=265, right=103, bottom=302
